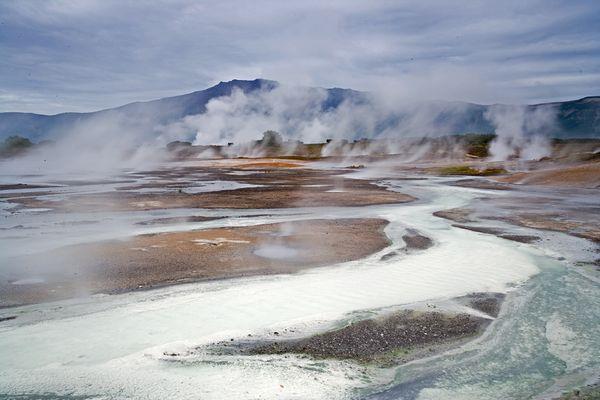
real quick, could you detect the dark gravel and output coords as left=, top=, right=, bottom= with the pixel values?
left=452, top=224, right=540, bottom=244
left=465, top=292, right=505, bottom=317
left=402, top=229, right=433, bottom=251
left=447, top=179, right=512, bottom=191
left=452, top=224, right=504, bottom=235
left=555, top=383, right=600, bottom=400
left=499, top=234, right=540, bottom=243
left=248, top=310, right=487, bottom=364
left=135, top=215, right=224, bottom=226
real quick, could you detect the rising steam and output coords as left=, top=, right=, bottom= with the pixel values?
left=1, top=81, right=562, bottom=173
left=485, top=105, right=556, bottom=161
left=162, top=84, right=494, bottom=159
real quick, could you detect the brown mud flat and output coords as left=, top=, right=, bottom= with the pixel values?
left=8, top=166, right=415, bottom=212
left=11, top=185, right=415, bottom=212
left=473, top=192, right=600, bottom=243
left=402, top=229, right=433, bottom=250
left=435, top=202, right=599, bottom=243
left=0, top=218, right=390, bottom=307
left=496, top=161, right=600, bottom=189
left=483, top=214, right=600, bottom=243
left=433, top=208, right=474, bottom=223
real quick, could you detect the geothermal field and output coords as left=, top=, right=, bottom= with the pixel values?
left=0, top=136, right=599, bottom=399
left=2, top=2, right=600, bottom=399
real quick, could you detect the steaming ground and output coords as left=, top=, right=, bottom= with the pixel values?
left=0, top=157, right=598, bottom=399
left=0, top=218, right=391, bottom=306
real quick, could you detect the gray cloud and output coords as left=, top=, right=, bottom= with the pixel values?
left=1, top=0, right=599, bottom=114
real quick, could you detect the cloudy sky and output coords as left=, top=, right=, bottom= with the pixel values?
left=1, top=0, right=599, bottom=114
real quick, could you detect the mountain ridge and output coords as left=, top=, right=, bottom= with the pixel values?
left=1, top=79, right=599, bottom=141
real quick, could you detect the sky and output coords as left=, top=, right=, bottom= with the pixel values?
left=1, top=0, right=599, bottom=115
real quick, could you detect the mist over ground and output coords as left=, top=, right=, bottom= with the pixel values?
left=2, top=1, right=600, bottom=174
left=1, top=79, right=584, bottom=175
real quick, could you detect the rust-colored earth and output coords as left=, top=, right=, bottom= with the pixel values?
left=496, top=161, right=600, bottom=188
left=5, top=163, right=415, bottom=212
left=1, top=218, right=390, bottom=307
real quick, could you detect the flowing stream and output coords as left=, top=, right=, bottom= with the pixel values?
left=0, top=178, right=598, bottom=399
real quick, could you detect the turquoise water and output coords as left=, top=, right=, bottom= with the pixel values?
left=367, top=256, right=600, bottom=399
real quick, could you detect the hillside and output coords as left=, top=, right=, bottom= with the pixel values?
left=0, top=79, right=598, bottom=141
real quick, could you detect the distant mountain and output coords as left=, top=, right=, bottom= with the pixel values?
left=0, top=79, right=598, bottom=141
left=0, top=79, right=277, bottom=142
left=532, top=96, right=600, bottom=138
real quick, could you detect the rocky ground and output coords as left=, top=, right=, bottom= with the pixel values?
left=456, top=292, right=505, bottom=317
left=247, top=310, right=486, bottom=366
left=189, top=293, right=503, bottom=367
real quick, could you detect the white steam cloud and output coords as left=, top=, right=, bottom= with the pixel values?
left=0, top=111, right=185, bottom=176
left=164, top=85, right=485, bottom=152
left=1, top=82, right=562, bottom=174
left=165, top=86, right=378, bottom=146
left=485, top=105, right=556, bottom=161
